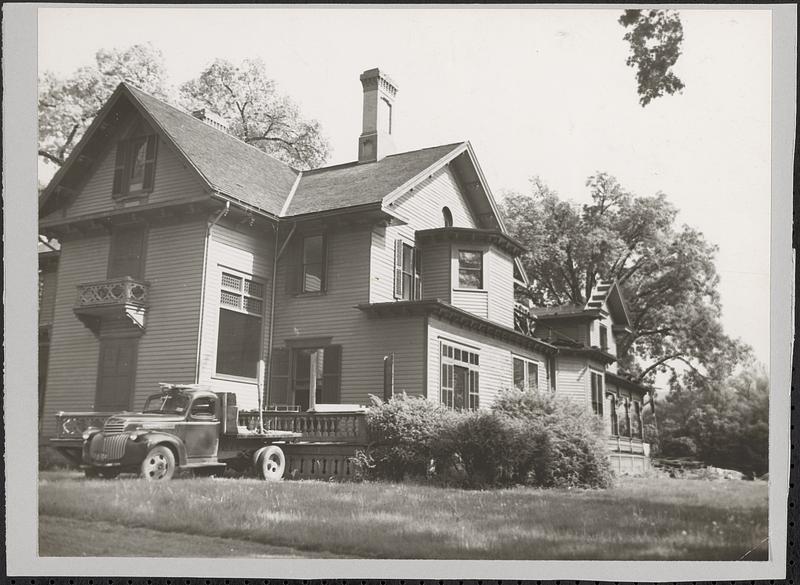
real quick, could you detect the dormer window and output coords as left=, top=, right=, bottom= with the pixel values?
left=599, top=324, right=608, bottom=351
left=113, top=135, right=158, bottom=197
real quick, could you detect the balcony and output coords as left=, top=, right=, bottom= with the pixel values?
left=74, top=276, right=150, bottom=333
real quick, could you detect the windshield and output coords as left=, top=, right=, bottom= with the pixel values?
left=142, top=392, right=191, bottom=414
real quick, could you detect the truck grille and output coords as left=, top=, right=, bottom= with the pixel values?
left=89, top=433, right=128, bottom=462
left=103, top=418, right=126, bottom=435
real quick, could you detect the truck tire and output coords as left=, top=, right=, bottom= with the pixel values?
left=141, top=445, right=176, bottom=481
left=256, top=445, right=285, bottom=482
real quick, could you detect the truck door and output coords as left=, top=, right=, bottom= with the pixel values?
left=180, top=396, right=219, bottom=459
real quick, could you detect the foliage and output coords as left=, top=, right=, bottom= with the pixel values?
left=492, top=388, right=614, bottom=489
left=657, top=365, right=769, bottom=477
left=39, top=43, right=171, bottom=167
left=179, top=58, right=330, bottom=169
left=502, top=175, right=750, bottom=386
left=619, top=9, right=685, bottom=106
left=364, top=393, right=457, bottom=481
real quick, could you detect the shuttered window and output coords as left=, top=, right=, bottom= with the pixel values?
left=216, top=271, right=264, bottom=378
left=590, top=371, right=604, bottom=416
left=394, top=239, right=421, bottom=300
left=268, top=345, right=342, bottom=410
left=113, top=135, right=157, bottom=197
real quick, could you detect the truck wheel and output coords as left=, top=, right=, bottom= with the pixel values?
left=141, top=446, right=176, bottom=481
left=256, top=446, right=285, bottom=482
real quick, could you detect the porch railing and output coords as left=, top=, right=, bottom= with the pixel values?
left=239, top=410, right=368, bottom=443
left=607, top=435, right=648, bottom=455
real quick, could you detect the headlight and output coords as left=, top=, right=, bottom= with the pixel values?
left=82, top=428, right=98, bottom=441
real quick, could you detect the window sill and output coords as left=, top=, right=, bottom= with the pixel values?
left=211, top=373, right=258, bottom=384
left=452, top=288, right=488, bottom=293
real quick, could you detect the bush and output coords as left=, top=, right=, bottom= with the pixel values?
left=364, top=393, right=458, bottom=481
left=493, top=388, right=614, bottom=489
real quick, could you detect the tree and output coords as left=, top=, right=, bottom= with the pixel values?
left=179, top=58, right=330, bottom=169
left=619, top=9, right=685, bottom=107
left=502, top=174, right=749, bottom=385
left=658, top=365, right=769, bottom=477
left=38, top=43, right=171, bottom=168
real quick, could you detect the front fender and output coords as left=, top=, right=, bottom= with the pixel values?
left=137, top=432, right=189, bottom=466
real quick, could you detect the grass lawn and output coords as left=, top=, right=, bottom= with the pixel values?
left=39, top=471, right=769, bottom=560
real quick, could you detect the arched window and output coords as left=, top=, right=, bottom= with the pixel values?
left=442, top=207, right=453, bottom=227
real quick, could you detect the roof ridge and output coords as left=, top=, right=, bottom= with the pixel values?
left=123, top=82, right=301, bottom=176
left=302, top=141, right=466, bottom=175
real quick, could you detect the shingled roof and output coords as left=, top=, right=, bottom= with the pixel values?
left=284, top=143, right=465, bottom=216
left=126, top=85, right=299, bottom=217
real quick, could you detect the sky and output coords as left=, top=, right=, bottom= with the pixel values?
left=37, top=7, right=773, bottom=364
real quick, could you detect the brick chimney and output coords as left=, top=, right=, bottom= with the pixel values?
left=192, top=108, right=229, bottom=133
left=358, top=68, right=398, bottom=163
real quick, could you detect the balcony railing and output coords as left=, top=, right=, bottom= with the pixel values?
left=76, top=277, right=149, bottom=308
left=607, top=434, right=647, bottom=455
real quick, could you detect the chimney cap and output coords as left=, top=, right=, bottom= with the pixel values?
left=360, top=68, right=398, bottom=96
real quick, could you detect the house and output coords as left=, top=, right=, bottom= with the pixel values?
left=38, top=68, right=651, bottom=475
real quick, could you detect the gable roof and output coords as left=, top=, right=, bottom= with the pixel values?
left=585, top=279, right=632, bottom=328
left=284, top=143, right=464, bottom=217
left=124, top=85, right=299, bottom=217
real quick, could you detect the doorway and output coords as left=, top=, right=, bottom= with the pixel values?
left=95, top=337, right=138, bottom=411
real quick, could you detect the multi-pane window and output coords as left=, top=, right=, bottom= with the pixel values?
left=440, top=342, right=480, bottom=410
left=512, top=356, right=539, bottom=392
left=216, top=272, right=264, bottom=378
left=457, top=250, right=483, bottom=289
left=394, top=240, right=421, bottom=300
left=302, top=235, right=324, bottom=293
left=590, top=371, right=604, bottom=416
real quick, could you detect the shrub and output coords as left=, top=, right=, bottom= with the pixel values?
left=365, top=393, right=458, bottom=481
left=493, top=388, right=614, bottom=489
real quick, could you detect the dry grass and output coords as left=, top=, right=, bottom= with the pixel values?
left=39, top=472, right=768, bottom=560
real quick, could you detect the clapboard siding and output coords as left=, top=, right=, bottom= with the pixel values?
left=274, top=227, right=423, bottom=405
left=46, top=130, right=205, bottom=222
left=370, top=166, right=477, bottom=303
left=131, top=218, right=206, bottom=408
left=555, top=355, right=588, bottom=406
left=486, top=248, right=514, bottom=327
left=40, top=235, right=110, bottom=437
left=197, top=221, right=274, bottom=410
left=420, top=241, right=451, bottom=302
left=427, top=317, right=549, bottom=408
left=451, top=289, right=489, bottom=318
left=39, top=269, right=58, bottom=326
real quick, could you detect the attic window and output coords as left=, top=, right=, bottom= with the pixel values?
left=442, top=207, right=453, bottom=227
left=113, top=135, right=157, bottom=197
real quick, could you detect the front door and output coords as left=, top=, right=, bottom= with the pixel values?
left=96, top=337, right=138, bottom=411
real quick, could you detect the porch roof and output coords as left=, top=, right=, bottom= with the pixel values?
left=605, top=369, right=652, bottom=395
left=357, top=300, right=559, bottom=354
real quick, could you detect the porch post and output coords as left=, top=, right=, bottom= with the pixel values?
left=308, top=350, right=318, bottom=412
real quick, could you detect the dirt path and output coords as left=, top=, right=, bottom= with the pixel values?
left=39, top=515, right=347, bottom=558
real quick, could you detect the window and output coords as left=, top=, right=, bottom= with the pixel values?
left=546, top=355, right=557, bottom=392
left=394, top=240, right=421, bottom=300
left=458, top=250, right=483, bottom=289
left=440, top=341, right=480, bottom=410
left=590, top=371, right=604, bottom=416
left=302, top=235, right=325, bottom=293
left=512, top=356, right=539, bottom=392
left=609, top=395, right=619, bottom=435
left=113, top=135, right=157, bottom=197
left=216, top=272, right=264, bottom=378
left=268, top=345, right=342, bottom=410
left=622, top=398, right=632, bottom=437
left=632, top=400, right=643, bottom=439
left=442, top=207, right=453, bottom=227
left=190, top=396, right=217, bottom=420
left=599, top=325, right=608, bottom=351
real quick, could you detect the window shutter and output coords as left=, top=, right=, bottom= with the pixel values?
left=393, top=239, right=403, bottom=299
left=112, top=141, right=128, bottom=196
left=322, top=345, right=342, bottom=404
left=413, top=248, right=422, bottom=300
left=320, top=233, right=329, bottom=292
left=284, top=237, right=301, bottom=295
left=142, top=135, right=158, bottom=191
left=268, top=347, right=290, bottom=407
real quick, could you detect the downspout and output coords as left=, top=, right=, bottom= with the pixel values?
left=194, top=201, right=230, bottom=383
left=263, top=221, right=296, bottom=408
